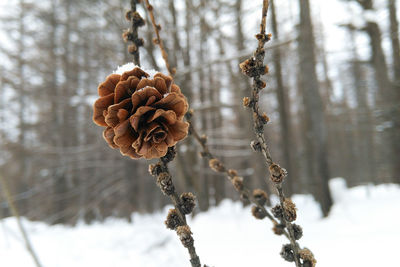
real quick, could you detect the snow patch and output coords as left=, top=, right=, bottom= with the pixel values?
left=1, top=179, right=399, bottom=267
left=114, top=63, right=159, bottom=78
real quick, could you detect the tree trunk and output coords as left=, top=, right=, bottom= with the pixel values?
left=387, top=0, right=400, bottom=182
left=388, top=0, right=400, bottom=82
left=348, top=27, right=377, bottom=184
left=364, top=21, right=398, bottom=182
left=197, top=2, right=210, bottom=211
left=297, top=0, right=333, bottom=216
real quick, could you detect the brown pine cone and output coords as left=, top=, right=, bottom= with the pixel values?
left=93, top=67, right=189, bottom=159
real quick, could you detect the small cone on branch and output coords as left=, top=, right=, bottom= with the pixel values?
left=227, top=169, right=238, bottom=177
left=299, top=248, right=316, bottom=267
left=176, top=225, right=194, bottom=248
left=251, top=205, right=267, bottom=220
left=283, top=199, right=297, bottom=222
left=232, top=176, right=244, bottom=191
left=253, top=189, right=268, bottom=206
left=272, top=222, right=285, bottom=236
left=209, top=158, right=225, bottom=172
left=280, top=244, right=295, bottom=262
left=165, top=209, right=183, bottom=230
left=180, top=192, right=196, bottom=214
left=157, top=172, right=174, bottom=196
left=269, top=163, right=287, bottom=183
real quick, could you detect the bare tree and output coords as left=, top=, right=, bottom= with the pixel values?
left=297, top=0, right=333, bottom=216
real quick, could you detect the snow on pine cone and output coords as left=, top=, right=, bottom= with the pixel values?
left=93, top=66, right=189, bottom=159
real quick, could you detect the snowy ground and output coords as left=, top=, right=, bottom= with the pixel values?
left=1, top=178, right=399, bottom=267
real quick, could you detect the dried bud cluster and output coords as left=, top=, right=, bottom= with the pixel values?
left=199, top=134, right=208, bottom=144
left=272, top=199, right=297, bottom=222
left=209, top=158, right=225, bottom=173
left=251, top=205, right=267, bottom=220
left=272, top=222, right=285, bottom=236
left=260, top=112, right=270, bottom=124
left=255, top=33, right=265, bottom=41
left=253, top=189, right=268, bottom=206
left=299, top=248, right=316, bottom=267
left=283, top=199, right=297, bottom=222
left=185, top=108, right=194, bottom=120
left=253, top=112, right=264, bottom=133
left=176, top=225, right=194, bottom=248
left=180, top=192, right=196, bottom=214
left=264, top=65, right=269, bottom=74
left=122, top=30, right=133, bottom=42
left=127, top=39, right=144, bottom=53
left=148, top=163, right=163, bottom=176
left=128, top=44, right=138, bottom=53
left=242, top=97, right=251, bottom=108
left=157, top=172, right=175, bottom=196
left=255, top=32, right=272, bottom=42
left=232, top=176, right=244, bottom=192
left=124, top=10, right=145, bottom=53
left=131, top=11, right=145, bottom=27
left=250, top=140, right=262, bottom=152
left=227, top=169, right=238, bottom=177
left=239, top=58, right=256, bottom=77
left=280, top=244, right=295, bottom=262
left=239, top=58, right=269, bottom=78
left=255, top=79, right=266, bottom=89
left=292, top=224, right=303, bottom=240
left=272, top=204, right=284, bottom=219
left=165, top=209, right=183, bottom=230
left=269, top=163, right=287, bottom=183
left=161, top=146, right=176, bottom=164
left=93, top=67, right=189, bottom=159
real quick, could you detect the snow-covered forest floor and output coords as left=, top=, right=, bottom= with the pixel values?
left=1, top=178, right=399, bottom=267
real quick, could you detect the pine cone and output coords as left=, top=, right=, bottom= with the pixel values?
left=93, top=67, right=189, bottom=159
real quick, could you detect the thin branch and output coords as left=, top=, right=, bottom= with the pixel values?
left=124, top=0, right=145, bottom=65
left=149, top=148, right=202, bottom=267
left=0, top=174, right=43, bottom=267
left=141, top=2, right=202, bottom=266
left=143, top=0, right=174, bottom=76
left=130, top=0, right=140, bottom=65
left=185, top=112, right=290, bottom=240
left=239, top=0, right=316, bottom=266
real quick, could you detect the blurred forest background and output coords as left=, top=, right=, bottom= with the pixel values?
left=0, top=0, right=399, bottom=225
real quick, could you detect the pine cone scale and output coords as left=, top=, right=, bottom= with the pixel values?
left=153, top=93, right=188, bottom=119
left=129, top=106, right=156, bottom=131
left=147, top=109, right=176, bottom=124
left=131, top=87, right=162, bottom=112
left=105, top=98, right=132, bottom=127
left=98, top=74, right=120, bottom=96
left=114, top=76, right=139, bottom=102
left=93, top=93, right=115, bottom=126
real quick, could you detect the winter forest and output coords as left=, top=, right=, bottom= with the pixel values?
left=0, top=0, right=399, bottom=266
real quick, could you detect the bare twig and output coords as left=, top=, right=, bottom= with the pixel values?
left=238, top=0, right=315, bottom=266
left=149, top=148, right=201, bottom=267
left=130, top=0, right=140, bottom=65
left=143, top=0, right=174, bottom=76
left=0, top=174, right=43, bottom=267
left=123, top=2, right=202, bottom=266
left=141, top=2, right=203, bottom=266
left=185, top=111, right=292, bottom=237
left=124, top=0, right=145, bottom=65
